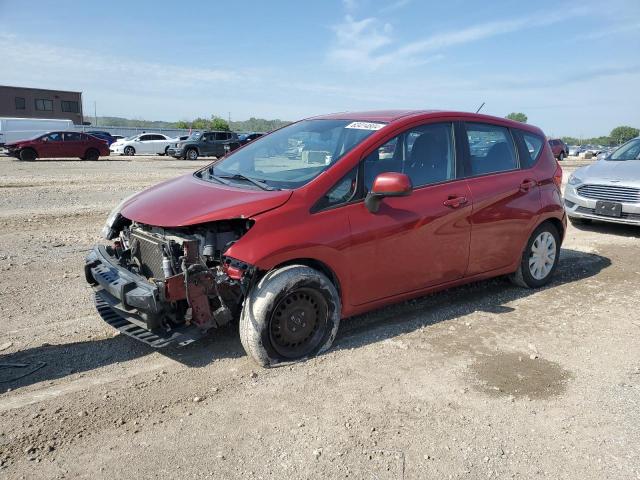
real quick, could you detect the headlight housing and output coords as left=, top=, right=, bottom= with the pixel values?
left=101, top=193, right=137, bottom=239
left=568, top=175, right=583, bottom=186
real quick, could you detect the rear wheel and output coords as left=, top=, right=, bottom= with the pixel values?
left=19, top=148, right=36, bottom=161
left=124, top=146, right=135, bottom=156
left=83, top=148, right=99, bottom=161
left=186, top=148, right=198, bottom=160
left=558, top=152, right=565, bottom=161
left=240, top=265, right=341, bottom=367
left=510, top=223, right=560, bottom=288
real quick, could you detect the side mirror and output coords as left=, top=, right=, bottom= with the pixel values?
left=365, top=172, right=413, bottom=213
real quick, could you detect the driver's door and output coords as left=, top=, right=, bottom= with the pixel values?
left=344, top=122, right=472, bottom=306
left=38, top=132, right=64, bottom=157
left=136, top=134, right=153, bottom=153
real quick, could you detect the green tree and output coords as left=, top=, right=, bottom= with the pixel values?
left=174, top=120, right=190, bottom=129
left=210, top=116, right=230, bottom=131
left=191, top=117, right=210, bottom=130
left=610, top=126, right=639, bottom=144
left=506, top=112, right=528, bottom=123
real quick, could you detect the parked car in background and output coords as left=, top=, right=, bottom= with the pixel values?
left=5, top=131, right=110, bottom=161
left=568, top=145, right=583, bottom=156
left=87, top=130, right=117, bottom=146
left=0, top=117, right=74, bottom=147
left=85, top=110, right=565, bottom=366
left=548, top=138, right=568, bottom=161
left=565, top=137, right=640, bottom=226
left=112, top=135, right=126, bottom=142
left=110, top=133, right=176, bottom=156
left=238, top=132, right=264, bottom=145
left=167, top=130, right=241, bottom=160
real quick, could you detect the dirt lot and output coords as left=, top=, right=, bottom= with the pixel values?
left=0, top=155, right=638, bottom=479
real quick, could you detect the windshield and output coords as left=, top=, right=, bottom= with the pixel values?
left=197, top=119, right=384, bottom=189
left=124, top=135, right=138, bottom=141
left=187, top=132, right=202, bottom=141
left=609, top=138, right=640, bottom=161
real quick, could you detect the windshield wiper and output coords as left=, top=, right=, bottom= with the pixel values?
left=215, top=172, right=277, bottom=191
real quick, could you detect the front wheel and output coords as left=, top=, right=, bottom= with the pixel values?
left=124, top=146, right=135, bottom=156
left=558, top=152, right=565, bottom=161
left=510, top=223, right=560, bottom=288
left=240, top=265, right=341, bottom=367
left=19, top=148, right=37, bottom=161
left=185, top=148, right=198, bottom=160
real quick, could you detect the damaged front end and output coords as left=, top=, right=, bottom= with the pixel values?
left=85, top=218, right=255, bottom=347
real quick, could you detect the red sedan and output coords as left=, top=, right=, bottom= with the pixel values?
left=6, top=131, right=110, bottom=161
left=85, top=110, right=565, bottom=366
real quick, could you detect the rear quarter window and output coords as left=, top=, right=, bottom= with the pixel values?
left=517, top=131, right=544, bottom=168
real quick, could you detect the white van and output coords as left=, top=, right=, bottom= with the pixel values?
left=0, top=117, right=75, bottom=146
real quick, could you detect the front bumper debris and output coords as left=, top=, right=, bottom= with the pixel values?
left=85, top=245, right=217, bottom=348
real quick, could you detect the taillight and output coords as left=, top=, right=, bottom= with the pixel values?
left=553, top=163, right=563, bottom=188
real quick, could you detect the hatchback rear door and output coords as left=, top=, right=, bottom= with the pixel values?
left=461, top=122, right=542, bottom=276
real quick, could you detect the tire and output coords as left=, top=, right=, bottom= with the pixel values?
left=240, top=265, right=341, bottom=367
left=568, top=215, right=591, bottom=226
left=83, top=148, right=99, bottom=161
left=163, top=146, right=170, bottom=156
left=124, top=146, right=135, bottom=156
left=558, top=152, right=565, bottom=161
left=186, top=148, right=198, bottom=160
left=19, top=148, right=37, bottom=161
left=510, top=222, right=560, bottom=289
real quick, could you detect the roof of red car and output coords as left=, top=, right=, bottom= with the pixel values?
left=309, top=110, right=543, bottom=134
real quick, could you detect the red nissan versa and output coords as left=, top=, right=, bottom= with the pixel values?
left=85, top=110, right=565, bottom=366
left=5, top=131, right=110, bottom=161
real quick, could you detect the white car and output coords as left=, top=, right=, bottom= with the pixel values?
left=110, top=133, right=176, bottom=156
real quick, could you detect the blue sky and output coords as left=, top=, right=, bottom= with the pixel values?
left=1, top=0, right=639, bottom=136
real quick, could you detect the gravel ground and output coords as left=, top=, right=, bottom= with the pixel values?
left=0, top=155, right=638, bottom=479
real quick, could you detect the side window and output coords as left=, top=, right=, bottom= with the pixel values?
left=363, top=122, right=455, bottom=191
left=35, top=99, right=53, bottom=111
left=518, top=131, right=544, bottom=168
left=63, top=132, right=82, bottom=141
left=151, top=135, right=165, bottom=141
left=314, top=167, right=358, bottom=211
left=138, top=135, right=152, bottom=141
left=465, top=123, right=517, bottom=176
left=45, top=133, right=62, bottom=142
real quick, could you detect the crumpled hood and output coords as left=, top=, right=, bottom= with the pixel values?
left=120, top=173, right=292, bottom=227
left=576, top=160, right=640, bottom=182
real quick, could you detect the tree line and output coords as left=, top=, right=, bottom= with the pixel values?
left=86, top=115, right=291, bottom=133
left=506, top=112, right=639, bottom=145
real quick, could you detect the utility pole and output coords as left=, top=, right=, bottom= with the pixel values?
left=94, top=101, right=97, bottom=127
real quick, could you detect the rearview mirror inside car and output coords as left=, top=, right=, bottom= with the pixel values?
left=365, top=172, right=413, bottom=213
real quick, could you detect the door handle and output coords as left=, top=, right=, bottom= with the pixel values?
left=443, top=195, right=468, bottom=208
left=520, top=179, right=538, bottom=192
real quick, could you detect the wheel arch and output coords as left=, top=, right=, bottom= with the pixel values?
left=270, top=257, right=342, bottom=300
left=539, top=216, right=565, bottom=243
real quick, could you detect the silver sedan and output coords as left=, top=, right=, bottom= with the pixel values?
left=564, top=137, right=640, bottom=226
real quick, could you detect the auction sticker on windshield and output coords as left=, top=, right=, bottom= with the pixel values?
left=345, top=121, right=386, bottom=131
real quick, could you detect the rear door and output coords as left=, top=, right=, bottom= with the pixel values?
left=462, top=122, right=541, bottom=276
left=62, top=131, right=84, bottom=157
left=343, top=121, right=472, bottom=305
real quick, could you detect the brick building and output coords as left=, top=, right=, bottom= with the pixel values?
left=0, top=85, right=83, bottom=124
